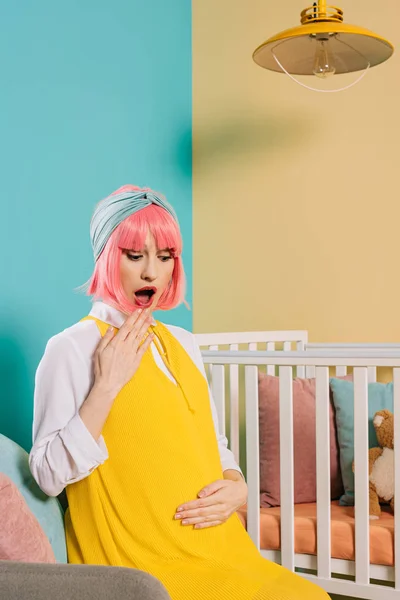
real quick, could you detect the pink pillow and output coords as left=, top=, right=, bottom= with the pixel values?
left=0, top=473, right=56, bottom=563
left=258, top=373, right=345, bottom=507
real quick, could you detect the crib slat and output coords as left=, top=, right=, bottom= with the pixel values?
left=245, top=366, right=260, bottom=549
left=394, top=369, right=400, bottom=589
left=368, top=366, right=377, bottom=383
left=267, top=342, right=275, bottom=376
left=211, top=364, right=226, bottom=437
left=353, top=367, right=370, bottom=585
left=208, top=345, right=218, bottom=381
left=279, top=366, right=295, bottom=571
left=282, top=343, right=292, bottom=377
left=229, top=343, right=240, bottom=463
left=335, top=366, right=347, bottom=377
left=306, top=365, right=316, bottom=378
left=315, top=367, right=331, bottom=579
left=296, top=341, right=305, bottom=378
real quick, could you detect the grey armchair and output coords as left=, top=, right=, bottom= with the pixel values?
left=0, top=561, right=171, bottom=600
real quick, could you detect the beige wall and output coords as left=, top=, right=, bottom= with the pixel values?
left=193, top=0, right=400, bottom=342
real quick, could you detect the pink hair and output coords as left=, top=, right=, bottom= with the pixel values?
left=86, top=185, right=186, bottom=314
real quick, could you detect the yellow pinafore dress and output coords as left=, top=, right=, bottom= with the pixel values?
left=65, top=317, right=328, bottom=600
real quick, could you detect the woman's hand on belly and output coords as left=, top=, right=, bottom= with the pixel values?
left=174, top=477, right=248, bottom=529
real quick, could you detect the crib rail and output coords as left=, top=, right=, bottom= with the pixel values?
left=195, top=330, right=308, bottom=348
left=307, top=343, right=400, bottom=381
left=200, top=349, right=400, bottom=600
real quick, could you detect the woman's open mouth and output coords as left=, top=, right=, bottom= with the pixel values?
left=134, top=287, right=157, bottom=308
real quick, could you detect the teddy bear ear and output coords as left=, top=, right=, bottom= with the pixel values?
left=373, top=414, right=385, bottom=428
left=373, top=409, right=393, bottom=428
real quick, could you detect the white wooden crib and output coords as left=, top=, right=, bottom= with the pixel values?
left=195, top=329, right=400, bottom=600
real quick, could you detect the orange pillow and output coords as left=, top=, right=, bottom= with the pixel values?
left=0, top=473, right=56, bottom=563
left=258, top=373, right=345, bottom=507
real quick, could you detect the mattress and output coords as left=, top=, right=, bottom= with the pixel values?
left=238, top=501, right=394, bottom=566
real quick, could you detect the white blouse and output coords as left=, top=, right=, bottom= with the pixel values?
left=29, top=301, right=241, bottom=497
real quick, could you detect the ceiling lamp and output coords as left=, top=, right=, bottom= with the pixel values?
left=252, top=1, right=394, bottom=92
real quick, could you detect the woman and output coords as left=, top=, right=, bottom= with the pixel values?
left=30, top=185, right=328, bottom=600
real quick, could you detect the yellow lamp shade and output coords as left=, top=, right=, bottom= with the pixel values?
left=253, top=10, right=394, bottom=75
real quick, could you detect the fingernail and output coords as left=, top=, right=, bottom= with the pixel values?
left=176, top=507, right=183, bottom=512
left=107, top=326, right=113, bottom=332
left=198, top=491, right=205, bottom=498
left=175, top=514, right=182, bottom=520
left=182, top=520, right=189, bottom=525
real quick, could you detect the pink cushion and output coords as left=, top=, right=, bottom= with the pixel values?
left=0, top=473, right=56, bottom=563
left=258, top=373, right=345, bottom=507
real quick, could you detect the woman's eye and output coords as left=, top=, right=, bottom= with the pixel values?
left=159, top=255, right=172, bottom=262
left=127, top=254, right=142, bottom=261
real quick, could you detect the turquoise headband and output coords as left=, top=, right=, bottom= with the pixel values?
left=90, top=188, right=179, bottom=262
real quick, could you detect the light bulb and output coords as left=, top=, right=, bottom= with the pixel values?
left=313, top=39, right=336, bottom=78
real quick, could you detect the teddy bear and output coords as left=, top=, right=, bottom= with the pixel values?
left=367, top=409, right=394, bottom=519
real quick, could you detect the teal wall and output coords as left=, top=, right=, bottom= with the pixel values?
left=0, top=1, right=192, bottom=450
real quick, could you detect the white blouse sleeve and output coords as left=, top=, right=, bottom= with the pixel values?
left=29, top=334, right=108, bottom=497
left=189, top=334, right=243, bottom=476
